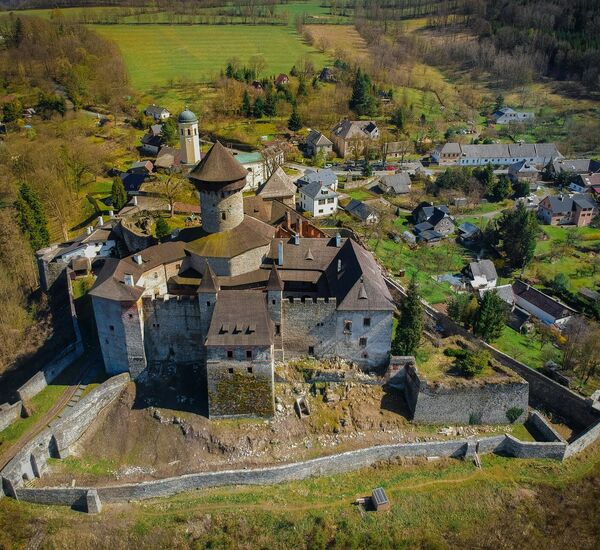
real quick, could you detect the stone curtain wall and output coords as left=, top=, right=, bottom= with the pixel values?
left=526, top=410, right=565, bottom=442
left=564, top=420, right=600, bottom=458
left=0, top=402, right=23, bottom=432
left=12, top=433, right=574, bottom=508
left=404, top=365, right=529, bottom=425
left=1, top=374, right=129, bottom=500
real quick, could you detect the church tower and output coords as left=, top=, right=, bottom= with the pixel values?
left=187, top=141, right=248, bottom=233
left=178, top=108, right=201, bottom=166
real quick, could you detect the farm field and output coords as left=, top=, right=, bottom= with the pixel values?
left=91, top=24, right=329, bottom=92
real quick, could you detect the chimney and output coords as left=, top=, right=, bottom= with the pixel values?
left=337, top=259, right=342, bottom=273
left=297, top=216, right=303, bottom=236
left=133, top=196, right=138, bottom=206
left=285, top=210, right=291, bottom=229
left=277, top=241, right=284, bottom=267
left=86, top=226, right=93, bottom=235
left=294, top=233, right=300, bottom=245
left=108, top=210, right=114, bottom=218
left=123, top=273, right=134, bottom=286
left=133, top=254, right=143, bottom=265
left=335, top=233, right=341, bottom=247
left=97, top=216, right=104, bottom=227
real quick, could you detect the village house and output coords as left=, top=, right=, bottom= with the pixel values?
left=432, top=143, right=561, bottom=167
left=538, top=194, right=596, bottom=226
left=551, top=158, right=600, bottom=177
left=154, top=146, right=182, bottom=171
left=299, top=180, right=338, bottom=217
left=128, top=160, right=154, bottom=175
left=411, top=203, right=455, bottom=235
left=457, top=222, right=482, bottom=244
left=232, top=146, right=285, bottom=191
left=344, top=199, right=379, bottom=224
left=144, top=104, right=171, bottom=122
left=140, top=123, right=163, bottom=156
left=508, top=160, right=539, bottom=183
left=569, top=172, right=600, bottom=194
left=378, top=172, right=411, bottom=195
left=297, top=168, right=338, bottom=191
left=330, top=120, right=379, bottom=158
left=492, top=107, right=535, bottom=124
left=304, top=129, right=333, bottom=158
left=275, top=73, right=289, bottom=86
left=512, top=280, right=575, bottom=328
left=463, top=260, right=498, bottom=291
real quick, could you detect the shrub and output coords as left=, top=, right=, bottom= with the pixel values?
left=456, top=350, right=490, bottom=378
left=506, top=407, right=524, bottom=423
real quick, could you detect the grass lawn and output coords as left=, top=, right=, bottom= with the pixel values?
left=343, top=188, right=376, bottom=201
left=493, top=326, right=561, bottom=370
left=91, top=24, right=329, bottom=92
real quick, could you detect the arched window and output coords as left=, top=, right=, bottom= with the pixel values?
left=187, top=128, right=191, bottom=136
left=221, top=212, right=227, bottom=221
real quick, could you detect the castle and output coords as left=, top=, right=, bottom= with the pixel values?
left=89, top=110, right=394, bottom=418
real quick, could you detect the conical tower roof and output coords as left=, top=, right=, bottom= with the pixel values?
left=198, top=263, right=220, bottom=293
left=266, top=264, right=284, bottom=291
left=188, top=141, right=248, bottom=191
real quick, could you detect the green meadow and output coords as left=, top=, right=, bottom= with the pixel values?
left=91, top=24, right=329, bottom=92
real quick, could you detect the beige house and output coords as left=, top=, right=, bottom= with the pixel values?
left=330, top=120, right=379, bottom=158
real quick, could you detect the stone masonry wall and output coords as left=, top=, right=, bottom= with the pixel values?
left=405, top=365, right=529, bottom=425
left=0, top=402, right=23, bottom=432
left=206, top=345, right=274, bottom=417
left=142, top=295, right=204, bottom=365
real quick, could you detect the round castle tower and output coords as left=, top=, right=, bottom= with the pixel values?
left=188, top=141, right=248, bottom=233
left=178, top=108, right=201, bottom=166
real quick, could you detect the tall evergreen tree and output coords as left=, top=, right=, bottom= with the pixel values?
left=253, top=97, right=265, bottom=118
left=14, top=183, right=49, bottom=251
left=297, top=78, right=307, bottom=97
left=241, top=90, right=252, bottom=117
left=288, top=105, right=302, bottom=131
left=349, top=69, right=377, bottom=116
left=155, top=217, right=171, bottom=239
left=160, top=117, right=178, bottom=146
left=111, top=177, right=127, bottom=212
left=497, top=202, right=539, bottom=269
left=390, top=107, right=405, bottom=134
left=392, top=277, right=423, bottom=355
left=473, top=290, right=507, bottom=342
left=264, top=91, right=278, bottom=117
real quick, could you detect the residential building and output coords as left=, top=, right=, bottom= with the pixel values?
left=457, top=222, right=482, bottom=244
left=411, top=203, right=455, bottom=236
left=305, top=129, right=333, bottom=158
left=299, top=180, right=338, bottom=217
left=297, top=168, right=338, bottom=191
left=538, top=194, right=596, bottom=226
left=378, top=172, right=411, bottom=195
left=233, top=146, right=285, bottom=191
left=512, top=280, right=575, bottom=327
left=275, top=74, right=289, bottom=86
left=432, top=143, right=561, bottom=167
left=492, top=107, right=535, bottom=124
left=256, top=167, right=296, bottom=208
left=330, top=120, right=379, bottom=158
left=551, top=158, right=600, bottom=176
left=344, top=199, right=379, bottom=223
left=144, top=104, right=171, bottom=121
left=464, top=260, right=498, bottom=291
left=569, top=173, right=600, bottom=193
left=508, top=160, right=539, bottom=183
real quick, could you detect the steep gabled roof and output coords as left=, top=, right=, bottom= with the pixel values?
left=257, top=167, right=296, bottom=199
left=198, top=263, right=220, bottom=293
left=188, top=141, right=248, bottom=186
left=266, top=265, right=284, bottom=291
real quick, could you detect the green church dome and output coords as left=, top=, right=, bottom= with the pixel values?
left=178, top=109, right=198, bottom=124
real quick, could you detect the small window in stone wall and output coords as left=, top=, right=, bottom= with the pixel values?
left=109, top=325, right=114, bottom=331
left=128, top=313, right=133, bottom=319
left=207, top=301, right=211, bottom=307
left=227, top=350, right=233, bottom=358
left=344, top=320, right=352, bottom=333
left=363, top=317, right=371, bottom=327
left=359, top=337, right=367, bottom=347
left=275, top=324, right=281, bottom=335
left=246, top=350, right=252, bottom=359
left=247, top=367, right=253, bottom=374
left=308, top=345, right=315, bottom=355
left=221, top=212, right=227, bottom=221
left=153, top=323, right=160, bottom=328
left=228, top=367, right=234, bottom=374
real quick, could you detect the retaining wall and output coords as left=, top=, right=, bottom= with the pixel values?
left=526, top=410, right=564, bottom=443
left=1, top=374, right=129, bottom=499
left=0, top=402, right=23, bottom=432
left=564, top=420, right=600, bottom=458
left=502, top=434, right=567, bottom=460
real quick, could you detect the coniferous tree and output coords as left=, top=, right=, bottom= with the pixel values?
left=497, top=202, right=539, bottom=269
left=392, top=277, right=423, bottom=355
left=14, top=183, right=49, bottom=251
left=288, top=105, right=302, bottom=131
left=160, top=117, right=178, bottom=146
left=264, top=92, right=278, bottom=117
left=253, top=97, right=265, bottom=118
left=473, top=290, right=508, bottom=342
left=390, top=107, right=405, bottom=134
left=297, top=78, right=307, bottom=97
left=241, top=91, right=252, bottom=117
left=349, top=69, right=377, bottom=116
left=155, top=217, right=171, bottom=239
left=111, top=177, right=127, bottom=212
left=362, top=160, right=373, bottom=177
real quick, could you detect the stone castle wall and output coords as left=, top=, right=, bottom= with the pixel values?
left=405, top=365, right=529, bottom=425
left=206, top=345, right=274, bottom=418
left=199, top=189, right=244, bottom=233
left=0, top=402, right=23, bottom=432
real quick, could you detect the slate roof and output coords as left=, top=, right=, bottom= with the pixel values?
left=306, top=129, right=333, bottom=148
left=417, top=229, right=443, bottom=242
left=576, top=173, right=600, bottom=188
left=379, top=172, right=411, bottom=194
left=257, top=167, right=296, bottom=199
left=542, top=194, right=595, bottom=214
left=468, top=259, right=497, bottom=282
left=120, top=172, right=146, bottom=193
left=145, top=105, right=170, bottom=118
left=345, top=199, right=376, bottom=221
left=331, top=120, right=378, bottom=140
left=552, top=158, right=600, bottom=175
left=508, top=160, right=538, bottom=175
left=479, top=284, right=514, bottom=305
left=300, top=180, right=337, bottom=200
left=513, top=280, right=575, bottom=320
left=188, top=141, right=248, bottom=187
left=206, top=290, right=273, bottom=347
left=155, top=146, right=182, bottom=170
left=458, top=222, right=481, bottom=239
left=298, top=168, right=337, bottom=189
left=437, top=143, right=561, bottom=160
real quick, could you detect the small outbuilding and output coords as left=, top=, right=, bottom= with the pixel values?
left=371, top=487, right=390, bottom=511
